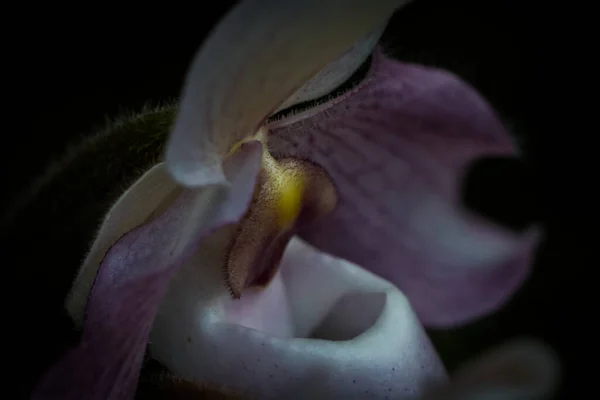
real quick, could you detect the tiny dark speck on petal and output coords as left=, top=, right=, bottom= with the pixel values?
left=404, top=388, right=409, bottom=391
left=352, top=380, right=356, bottom=384
left=421, top=365, right=424, bottom=369
left=186, top=336, right=191, bottom=343
left=257, top=358, right=260, bottom=362
left=275, top=364, right=278, bottom=368
left=269, top=374, right=273, bottom=378
left=388, top=388, right=392, bottom=392
left=392, top=367, right=395, bottom=371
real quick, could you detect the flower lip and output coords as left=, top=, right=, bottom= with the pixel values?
left=150, top=237, right=447, bottom=399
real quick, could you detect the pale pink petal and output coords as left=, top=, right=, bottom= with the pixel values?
left=31, top=141, right=262, bottom=400
left=66, top=163, right=178, bottom=326
left=268, top=49, right=540, bottom=327
left=165, top=0, right=411, bottom=188
left=150, top=237, right=447, bottom=400
left=423, top=340, right=559, bottom=400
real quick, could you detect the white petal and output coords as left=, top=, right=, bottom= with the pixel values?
left=150, top=237, right=446, bottom=399
left=166, top=0, right=412, bottom=188
left=275, top=25, right=386, bottom=112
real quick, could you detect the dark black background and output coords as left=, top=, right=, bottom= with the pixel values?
left=3, top=0, right=576, bottom=398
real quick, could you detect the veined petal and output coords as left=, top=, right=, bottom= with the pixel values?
left=32, top=141, right=262, bottom=400
left=268, top=50, right=541, bottom=327
left=165, top=0, right=412, bottom=188
left=150, top=237, right=447, bottom=400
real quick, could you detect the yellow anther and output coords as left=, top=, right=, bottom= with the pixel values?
left=275, top=175, right=304, bottom=230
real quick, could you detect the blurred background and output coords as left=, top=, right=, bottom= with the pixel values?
left=2, top=0, right=575, bottom=398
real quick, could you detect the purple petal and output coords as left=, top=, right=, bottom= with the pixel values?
left=268, top=49, right=540, bottom=327
left=31, top=141, right=262, bottom=400
left=150, top=237, right=446, bottom=399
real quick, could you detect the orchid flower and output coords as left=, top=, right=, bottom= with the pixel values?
left=32, top=1, right=544, bottom=399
